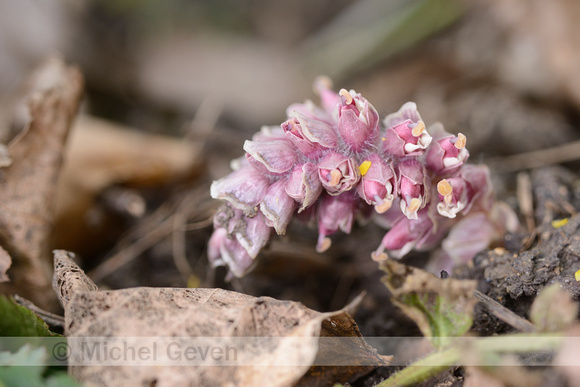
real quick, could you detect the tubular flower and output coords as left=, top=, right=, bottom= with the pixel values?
left=382, top=102, right=432, bottom=157
left=425, top=123, right=469, bottom=175
left=316, top=192, right=357, bottom=253
left=372, top=209, right=435, bottom=261
left=318, top=152, right=360, bottom=195
left=208, top=203, right=271, bottom=278
left=281, top=117, right=320, bottom=158
left=337, top=89, right=380, bottom=152
left=209, top=77, right=511, bottom=278
left=436, top=178, right=468, bottom=219
left=397, top=159, right=430, bottom=220
left=356, top=153, right=397, bottom=213
left=285, top=162, right=322, bottom=211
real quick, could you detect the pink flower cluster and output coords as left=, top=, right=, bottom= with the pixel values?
left=209, top=78, right=517, bottom=278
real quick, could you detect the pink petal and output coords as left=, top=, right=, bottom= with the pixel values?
left=234, top=210, right=271, bottom=259
left=318, top=152, right=359, bottom=195
left=243, top=138, right=297, bottom=174
left=337, top=91, right=380, bottom=152
left=384, top=101, right=422, bottom=128
left=289, top=109, right=338, bottom=149
left=210, top=166, right=270, bottom=214
left=442, top=212, right=495, bottom=265
left=260, top=180, right=297, bottom=235
left=285, top=162, right=323, bottom=211
left=316, top=192, right=357, bottom=252
left=281, top=117, right=321, bottom=158
left=313, top=76, right=341, bottom=117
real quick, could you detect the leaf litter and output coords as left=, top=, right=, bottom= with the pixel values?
left=53, top=250, right=390, bottom=387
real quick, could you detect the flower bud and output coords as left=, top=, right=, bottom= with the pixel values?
left=313, top=75, right=341, bottom=117
left=337, top=89, right=380, bottom=152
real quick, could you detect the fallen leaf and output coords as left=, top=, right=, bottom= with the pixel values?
left=53, top=250, right=389, bottom=387
left=0, top=57, right=83, bottom=309
left=381, top=259, right=477, bottom=348
left=529, top=284, right=578, bottom=333
left=0, top=246, right=11, bottom=283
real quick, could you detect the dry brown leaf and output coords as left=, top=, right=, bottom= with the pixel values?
left=52, top=114, right=202, bottom=255
left=53, top=250, right=389, bottom=387
left=0, top=245, right=11, bottom=283
left=0, top=57, right=83, bottom=309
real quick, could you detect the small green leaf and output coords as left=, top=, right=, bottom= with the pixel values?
left=0, top=345, right=80, bottom=387
left=0, top=295, right=57, bottom=337
left=381, top=260, right=477, bottom=348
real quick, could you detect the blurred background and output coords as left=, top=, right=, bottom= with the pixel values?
left=1, top=0, right=580, bottom=316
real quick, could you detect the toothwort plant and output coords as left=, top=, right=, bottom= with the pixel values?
left=209, top=77, right=519, bottom=278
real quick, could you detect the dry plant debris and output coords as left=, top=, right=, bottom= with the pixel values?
left=53, top=250, right=389, bottom=387
left=0, top=57, right=83, bottom=309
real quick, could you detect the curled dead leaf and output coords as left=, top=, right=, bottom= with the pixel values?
left=53, top=250, right=390, bottom=387
left=0, top=57, right=83, bottom=309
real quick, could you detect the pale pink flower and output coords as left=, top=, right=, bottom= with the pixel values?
left=382, top=102, right=432, bottom=157
left=318, top=151, right=360, bottom=195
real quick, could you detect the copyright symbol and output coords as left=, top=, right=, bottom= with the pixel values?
left=52, top=341, right=70, bottom=362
